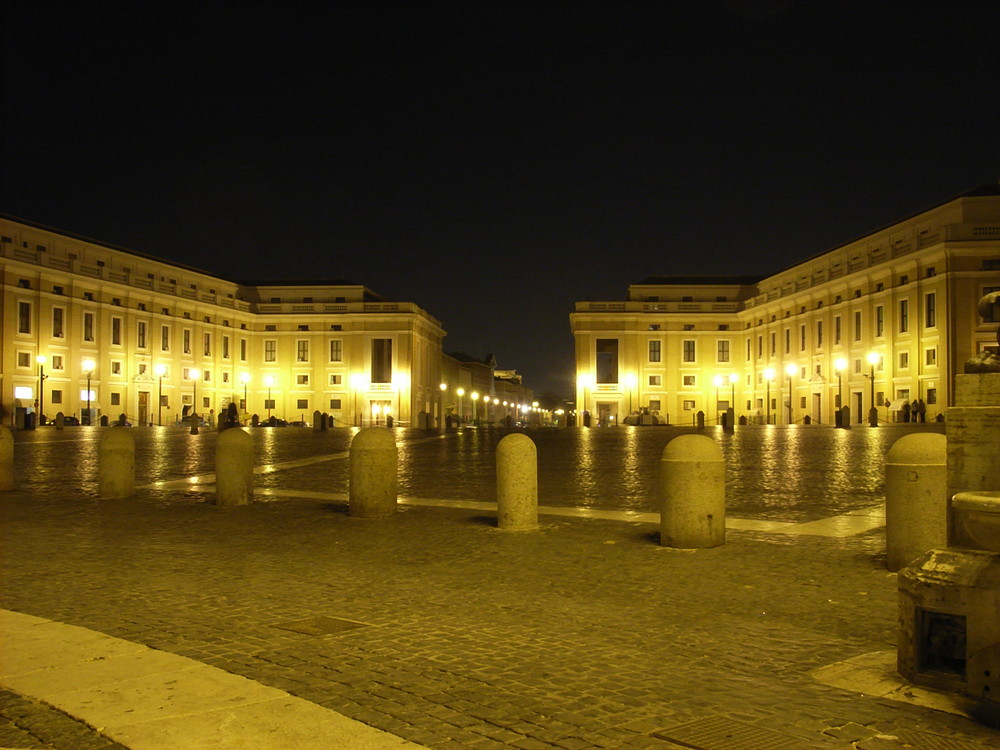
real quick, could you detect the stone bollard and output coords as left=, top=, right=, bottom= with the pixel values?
left=55, top=412, right=65, bottom=430
left=190, top=411, right=199, bottom=435
left=496, top=433, right=538, bottom=530
left=659, top=434, right=725, bottom=548
left=349, top=427, right=398, bottom=518
left=313, top=410, right=322, bottom=430
left=696, top=410, right=705, bottom=430
left=0, top=426, right=13, bottom=491
left=885, top=433, right=948, bottom=571
left=99, top=427, right=135, bottom=499
left=215, top=427, right=253, bottom=506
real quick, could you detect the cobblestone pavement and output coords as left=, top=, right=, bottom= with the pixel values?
left=3, top=424, right=999, bottom=750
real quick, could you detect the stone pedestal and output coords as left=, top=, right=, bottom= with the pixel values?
left=898, top=548, right=1000, bottom=724
left=947, top=373, right=1000, bottom=548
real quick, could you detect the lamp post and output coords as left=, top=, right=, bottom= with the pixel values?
left=439, top=382, right=447, bottom=426
left=456, top=387, right=465, bottom=424
left=763, top=367, right=775, bottom=425
left=785, top=363, right=797, bottom=424
left=834, top=358, right=847, bottom=427
left=155, top=364, right=167, bottom=426
left=865, top=352, right=880, bottom=426
left=240, top=372, right=250, bottom=420
left=712, top=374, right=722, bottom=423
left=483, top=395, right=491, bottom=424
left=83, top=358, right=95, bottom=425
left=189, top=368, right=200, bottom=433
left=471, top=391, right=480, bottom=426
left=624, top=372, right=637, bottom=419
left=576, top=374, right=593, bottom=427
left=36, top=355, right=47, bottom=425
left=264, top=374, right=274, bottom=420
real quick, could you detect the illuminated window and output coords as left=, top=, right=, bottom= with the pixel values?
left=296, top=340, right=309, bottom=362
left=682, top=340, right=695, bottom=363
left=371, top=339, right=392, bottom=383
left=899, top=299, right=909, bottom=333
left=925, top=293, right=936, bottom=327
left=52, top=308, right=64, bottom=338
left=648, top=340, right=661, bottom=362
left=111, top=317, right=122, bottom=345
left=330, top=398, right=342, bottom=409
left=330, top=339, right=343, bottom=362
left=717, top=340, right=730, bottom=362
left=264, top=340, right=277, bottom=362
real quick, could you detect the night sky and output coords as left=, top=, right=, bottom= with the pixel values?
left=3, top=1, right=998, bottom=397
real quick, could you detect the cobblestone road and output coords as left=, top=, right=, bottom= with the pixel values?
left=3, top=424, right=998, bottom=750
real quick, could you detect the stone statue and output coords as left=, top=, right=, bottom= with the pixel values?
left=965, top=291, right=1000, bottom=373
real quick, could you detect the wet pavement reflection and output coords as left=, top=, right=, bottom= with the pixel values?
left=10, top=423, right=943, bottom=523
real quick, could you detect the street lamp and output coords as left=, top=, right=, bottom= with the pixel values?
left=624, top=373, right=637, bottom=418
left=456, top=387, right=465, bottom=424
left=712, top=374, right=723, bottom=423
left=155, top=364, right=167, bottom=426
left=83, top=358, right=95, bottom=425
left=189, top=368, right=200, bottom=433
left=763, top=367, right=775, bottom=425
left=240, top=372, right=250, bottom=419
left=865, top=352, right=880, bottom=426
left=36, top=355, right=47, bottom=425
left=471, top=391, right=480, bottom=426
left=264, top=374, right=274, bottom=420
left=784, top=363, right=797, bottom=424
left=834, top=358, right=847, bottom=427
left=439, top=382, right=447, bottom=426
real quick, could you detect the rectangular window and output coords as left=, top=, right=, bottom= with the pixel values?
left=297, top=374, right=309, bottom=385
left=648, top=375, right=662, bottom=386
left=596, top=339, right=619, bottom=382
left=926, top=348, right=937, bottom=366
left=927, top=388, right=937, bottom=404
left=51, top=389, right=63, bottom=404
left=771, top=332, right=776, bottom=356
left=899, top=299, right=909, bottom=333
left=111, top=392, right=121, bottom=406
left=924, top=293, right=936, bottom=328
left=648, top=340, right=661, bottom=363
left=203, top=332, right=211, bottom=356
left=52, top=307, right=64, bottom=338
left=800, top=324, right=806, bottom=351
left=876, top=306, right=884, bottom=337
left=183, top=329, right=191, bottom=354
left=330, top=374, right=342, bottom=385
left=297, top=399, right=309, bottom=410
left=137, top=321, right=147, bottom=348
left=683, top=375, right=696, bottom=386
left=203, top=370, right=211, bottom=381
left=717, top=340, right=730, bottom=362
left=784, top=328, right=790, bottom=354
left=330, top=339, right=343, bottom=362
left=111, top=317, right=122, bottom=345
left=834, top=316, right=841, bottom=344
left=649, top=400, right=661, bottom=411
left=899, top=351, right=909, bottom=369
left=757, top=335, right=763, bottom=358
left=18, top=301, right=31, bottom=333
left=17, top=351, right=31, bottom=367
left=683, top=400, right=695, bottom=410
left=161, top=325, right=170, bottom=351
left=682, top=340, right=695, bottom=363
left=223, top=336, right=230, bottom=359
left=816, top=321, right=823, bottom=347
left=371, top=338, right=392, bottom=383
left=330, top=398, right=342, bottom=409
left=296, top=340, right=309, bottom=362
left=51, top=355, right=63, bottom=370
left=264, top=340, right=277, bottom=362
left=854, top=311, right=862, bottom=341
left=84, top=312, right=95, bottom=341
left=240, top=338, right=247, bottom=361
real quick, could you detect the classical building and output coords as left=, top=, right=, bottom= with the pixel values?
left=1, top=217, right=449, bottom=428
left=439, top=353, right=534, bottom=424
left=570, top=185, right=1000, bottom=426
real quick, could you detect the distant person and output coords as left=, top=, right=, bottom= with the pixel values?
left=916, top=399, right=927, bottom=422
left=902, top=401, right=911, bottom=423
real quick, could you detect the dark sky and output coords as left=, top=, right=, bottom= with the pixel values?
left=3, top=1, right=999, bottom=397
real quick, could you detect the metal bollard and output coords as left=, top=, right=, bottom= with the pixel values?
left=0, top=426, right=14, bottom=491
left=659, top=434, right=725, bottom=548
left=885, top=433, right=947, bottom=572
left=99, top=427, right=135, bottom=499
left=215, top=427, right=254, bottom=507
left=349, top=427, right=398, bottom=518
left=496, top=433, right=538, bottom=530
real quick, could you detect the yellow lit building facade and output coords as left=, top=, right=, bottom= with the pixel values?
left=1, top=217, right=446, bottom=428
left=571, top=186, right=1000, bottom=425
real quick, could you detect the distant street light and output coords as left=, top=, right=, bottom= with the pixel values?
left=456, top=387, right=465, bottom=424
left=624, top=373, right=637, bottom=418
left=763, top=367, right=775, bottom=425
left=784, top=363, right=797, bottom=424
left=83, top=358, right=96, bottom=425
left=264, top=374, right=275, bottom=420
left=834, top=358, right=848, bottom=428
left=712, top=374, right=723, bottom=423
left=36, top=355, right=47, bottom=425
left=189, top=368, right=201, bottom=434
left=155, top=364, right=167, bottom=426
left=240, top=372, right=251, bottom=420
left=865, top=352, right=880, bottom=426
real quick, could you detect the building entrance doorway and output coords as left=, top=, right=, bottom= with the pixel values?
left=854, top=392, right=864, bottom=424
left=813, top=393, right=822, bottom=424
left=138, top=391, right=149, bottom=426
left=596, top=402, right=617, bottom=426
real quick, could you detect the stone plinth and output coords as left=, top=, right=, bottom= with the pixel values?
left=947, top=373, right=1000, bottom=549
left=349, top=427, right=397, bottom=519
left=885, top=433, right=947, bottom=572
left=496, top=433, right=538, bottom=530
left=898, top=548, right=1000, bottom=724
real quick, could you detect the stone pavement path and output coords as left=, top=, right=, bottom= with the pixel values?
left=2, top=485, right=1000, bottom=749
